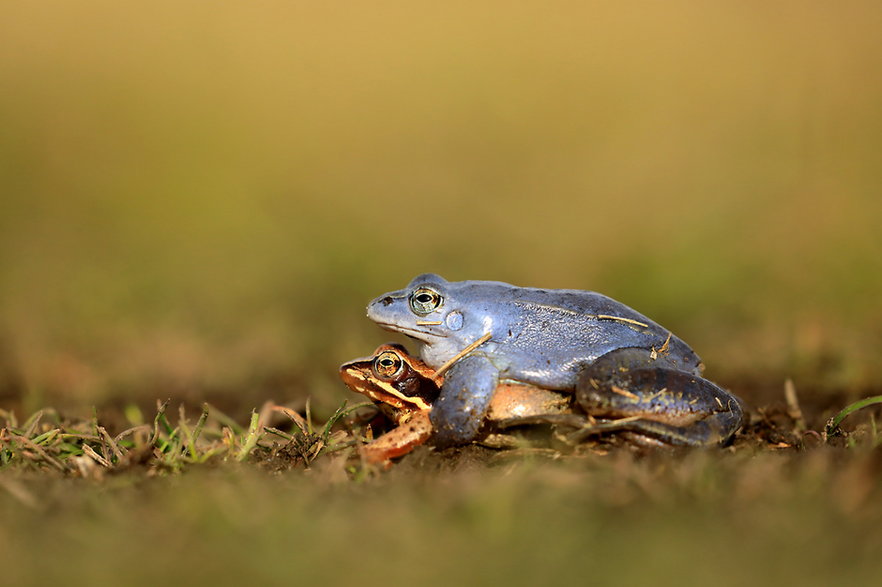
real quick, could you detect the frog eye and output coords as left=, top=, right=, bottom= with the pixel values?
left=409, top=286, right=443, bottom=316
left=373, top=350, right=404, bottom=380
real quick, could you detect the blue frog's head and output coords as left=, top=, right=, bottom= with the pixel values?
left=366, top=273, right=506, bottom=366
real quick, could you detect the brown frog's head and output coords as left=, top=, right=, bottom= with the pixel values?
left=339, top=343, right=440, bottom=421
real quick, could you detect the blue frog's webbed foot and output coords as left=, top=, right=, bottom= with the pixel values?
left=430, top=354, right=499, bottom=448
left=573, top=347, right=743, bottom=447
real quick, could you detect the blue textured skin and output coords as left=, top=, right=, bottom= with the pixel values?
left=431, top=355, right=500, bottom=445
left=367, top=274, right=707, bottom=446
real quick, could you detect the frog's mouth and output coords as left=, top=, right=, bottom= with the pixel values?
left=373, top=321, right=447, bottom=341
left=339, top=365, right=432, bottom=412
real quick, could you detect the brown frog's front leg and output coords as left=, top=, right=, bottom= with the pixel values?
left=571, top=347, right=744, bottom=447
left=360, top=410, right=433, bottom=469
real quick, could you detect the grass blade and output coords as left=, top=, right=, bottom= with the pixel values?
left=236, top=410, right=261, bottom=462
left=321, top=402, right=374, bottom=443
left=826, top=395, right=882, bottom=438
left=151, top=399, right=171, bottom=446
left=190, top=404, right=210, bottom=456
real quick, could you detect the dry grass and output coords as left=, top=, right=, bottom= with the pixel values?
left=0, top=399, right=374, bottom=479
left=1, top=394, right=881, bottom=586
left=2, top=386, right=880, bottom=478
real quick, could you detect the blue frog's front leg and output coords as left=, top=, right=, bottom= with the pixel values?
left=430, top=355, right=499, bottom=448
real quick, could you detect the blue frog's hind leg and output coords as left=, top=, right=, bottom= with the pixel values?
left=571, top=347, right=743, bottom=447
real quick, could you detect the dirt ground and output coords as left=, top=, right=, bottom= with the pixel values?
left=2, top=388, right=881, bottom=587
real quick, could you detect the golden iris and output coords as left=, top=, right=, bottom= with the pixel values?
left=409, top=287, right=443, bottom=315
left=373, top=351, right=403, bottom=379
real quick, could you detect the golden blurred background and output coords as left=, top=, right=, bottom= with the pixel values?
left=1, top=1, right=880, bottom=416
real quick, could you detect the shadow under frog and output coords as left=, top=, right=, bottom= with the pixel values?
left=366, top=274, right=743, bottom=448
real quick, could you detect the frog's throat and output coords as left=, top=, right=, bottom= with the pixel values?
left=373, top=322, right=448, bottom=340
left=431, top=332, right=493, bottom=381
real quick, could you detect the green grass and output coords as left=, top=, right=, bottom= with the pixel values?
left=0, top=400, right=373, bottom=477
left=2, top=390, right=882, bottom=585
left=2, top=407, right=882, bottom=586
left=2, top=390, right=879, bottom=478
left=826, top=395, right=882, bottom=446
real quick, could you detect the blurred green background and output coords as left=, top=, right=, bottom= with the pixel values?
left=1, top=0, right=881, bottom=416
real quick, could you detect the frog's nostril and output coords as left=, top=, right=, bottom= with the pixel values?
left=381, top=296, right=394, bottom=307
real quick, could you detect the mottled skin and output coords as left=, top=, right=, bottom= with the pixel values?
left=367, top=274, right=743, bottom=447
left=574, top=347, right=743, bottom=447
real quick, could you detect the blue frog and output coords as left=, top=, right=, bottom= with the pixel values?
left=366, top=274, right=743, bottom=448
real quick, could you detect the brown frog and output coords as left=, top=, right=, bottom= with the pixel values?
left=339, top=343, right=573, bottom=467
left=340, top=343, right=741, bottom=467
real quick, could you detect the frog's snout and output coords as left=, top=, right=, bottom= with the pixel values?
left=367, top=294, right=397, bottom=314
left=366, top=294, right=396, bottom=317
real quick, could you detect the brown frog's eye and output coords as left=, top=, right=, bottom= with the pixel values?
left=373, top=350, right=404, bottom=380
left=409, top=286, right=443, bottom=316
